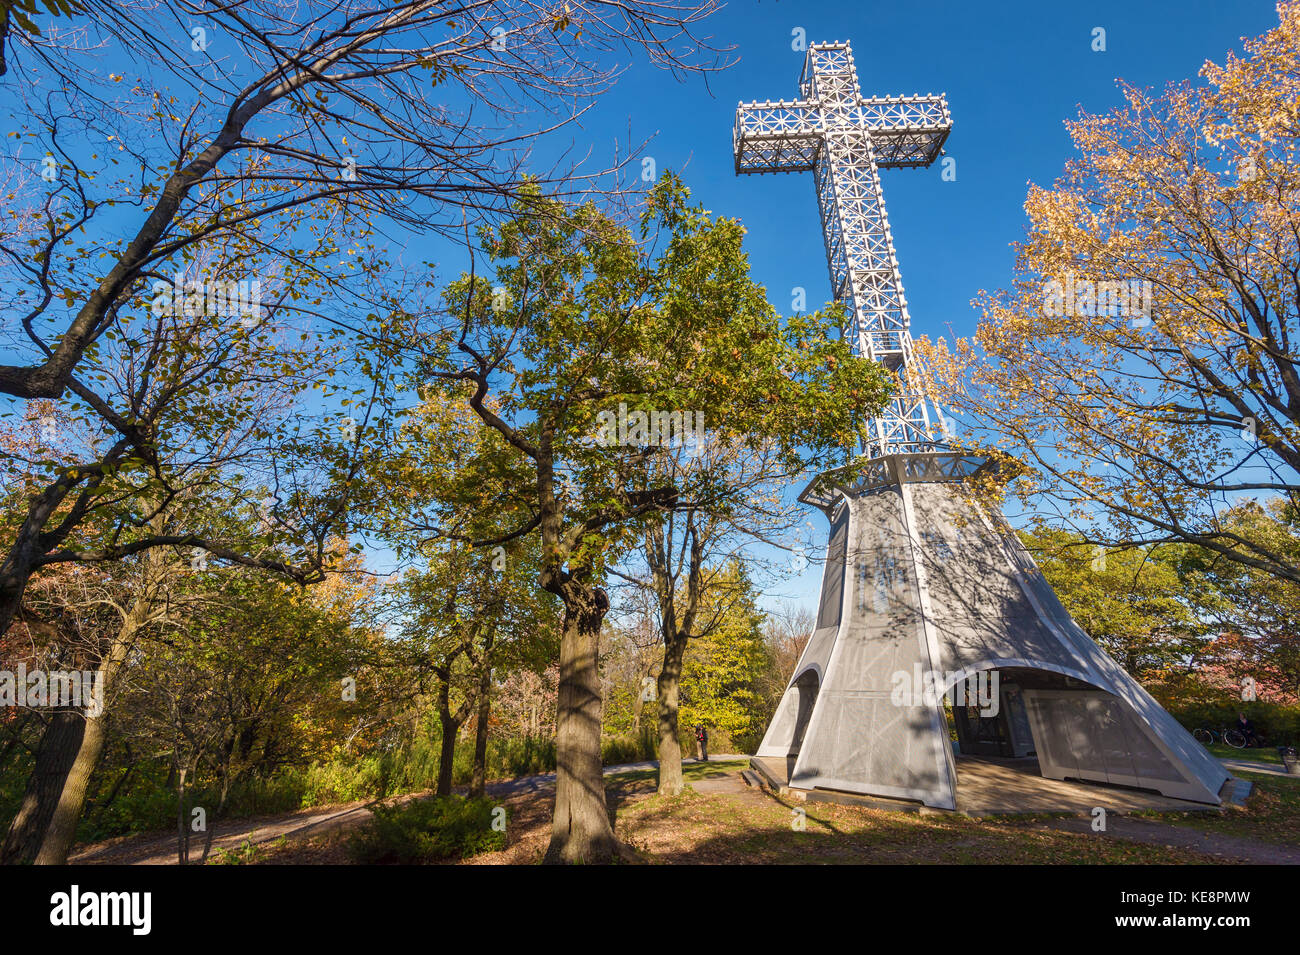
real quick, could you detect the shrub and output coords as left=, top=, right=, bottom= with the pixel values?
left=347, top=795, right=505, bottom=864
left=302, top=754, right=390, bottom=806
left=207, top=837, right=286, bottom=865
left=600, top=726, right=658, bottom=765
left=492, top=735, right=556, bottom=778
left=1166, top=700, right=1300, bottom=746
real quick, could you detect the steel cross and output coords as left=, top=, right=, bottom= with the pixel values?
left=734, top=41, right=951, bottom=458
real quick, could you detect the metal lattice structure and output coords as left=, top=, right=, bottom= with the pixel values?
left=734, top=41, right=951, bottom=457
left=737, top=42, right=1232, bottom=814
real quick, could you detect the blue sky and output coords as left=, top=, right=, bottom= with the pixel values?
left=1, top=1, right=1282, bottom=617
left=374, top=0, right=1280, bottom=614
left=550, top=0, right=1279, bottom=613
left=590, top=0, right=1276, bottom=366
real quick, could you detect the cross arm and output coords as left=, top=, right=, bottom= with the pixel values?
left=733, top=93, right=952, bottom=174
left=733, top=99, right=821, bottom=175
left=853, top=95, right=952, bottom=168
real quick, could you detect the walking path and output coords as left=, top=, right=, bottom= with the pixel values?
left=1034, top=815, right=1300, bottom=865
left=71, top=756, right=750, bottom=865
left=1219, top=756, right=1296, bottom=779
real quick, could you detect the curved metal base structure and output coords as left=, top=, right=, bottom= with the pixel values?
left=758, top=454, right=1231, bottom=809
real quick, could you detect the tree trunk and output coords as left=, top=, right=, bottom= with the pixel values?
left=655, top=632, right=689, bottom=796
left=0, top=711, right=85, bottom=864
left=176, top=764, right=188, bottom=866
left=32, top=633, right=133, bottom=865
left=435, top=681, right=460, bottom=797
left=470, top=667, right=491, bottom=798
left=543, top=584, right=620, bottom=864
left=33, top=710, right=110, bottom=865
left=4, top=511, right=162, bottom=865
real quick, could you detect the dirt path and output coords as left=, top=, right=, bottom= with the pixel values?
left=74, top=755, right=1285, bottom=865
left=70, top=756, right=749, bottom=865
left=71, top=799, right=381, bottom=865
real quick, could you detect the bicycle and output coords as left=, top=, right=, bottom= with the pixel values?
left=1193, top=726, right=1259, bottom=749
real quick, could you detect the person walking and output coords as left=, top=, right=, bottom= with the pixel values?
left=695, top=724, right=709, bottom=762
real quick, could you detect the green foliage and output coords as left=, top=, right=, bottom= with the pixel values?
left=1019, top=526, right=1212, bottom=677
left=600, top=726, right=658, bottom=766
left=456, top=735, right=556, bottom=780
left=1163, top=699, right=1300, bottom=746
left=74, top=764, right=308, bottom=844
left=0, top=746, right=31, bottom=833
left=347, top=795, right=505, bottom=864
left=679, top=564, right=774, bottom=753
left=65, top=729, right=560, bottom=845
left=302, top=732, right=561, bottom=807
left=0, top=0, right=81, bottom=37
left=301, top=755, right=393, bottom=806
left=416, top=172, right=892, bottom=588
left=1173, top=500, right=1300, bottom=697
left=207, top=837, right=286, bottom=865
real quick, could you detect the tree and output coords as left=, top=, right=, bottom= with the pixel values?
left=393, top=538, right=556, bottom=798
left=1173, top=500, right=1300, bottom=698
left=0, top=1, right=725, bottom=401
left=0, top=0, right=728, bottom=642
left=917, top=1, right=1300, bottom=583
left=1018, top=526, right=1210, bottom=679
left=1, top=509, right=178, bottom=865
left=0, top=0, right=79, bottom=76
left=613, top=438, right=827, bottom=796
left=0, top=227, right=391, bottom=863
left=417, top=174, right=890, bottom=861
left=128, top=555, right=382, bottom=864
left=762, top=602, right=815, bottom=690
left=364, top=384, right=560, bottom=797
left=678, top=563, right=772, bottom=753
left=0, top=211, right=396, bottom=637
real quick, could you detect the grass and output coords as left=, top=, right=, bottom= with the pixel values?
left=1202, top=742, right=1287, bottom=764
left=612, top=786, right=1212, bottom=864
left=1142, top=769, right=1300, bottom=847
left=207, top=836, right=287, bottom=865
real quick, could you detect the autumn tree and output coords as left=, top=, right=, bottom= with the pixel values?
left=0, top=1, right=725, bottom=402
left=392, top=539, right=556, bottom=798
left=611, top=438, right=833, bottom=796
left=0, top=209, right=401, bottom=639
left=762, top=602, right=816, bottom=691
left=0, top=0, right=729, bottom=645
left=917, top=2, right=1300, bottom=583
left=363, top=383, right=560, bottom=796
left=127, top=557, right=384, bottom=864
left=417, top=173, right=889, bottom=862
left=1172, top=499, right=1300, bottom=698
